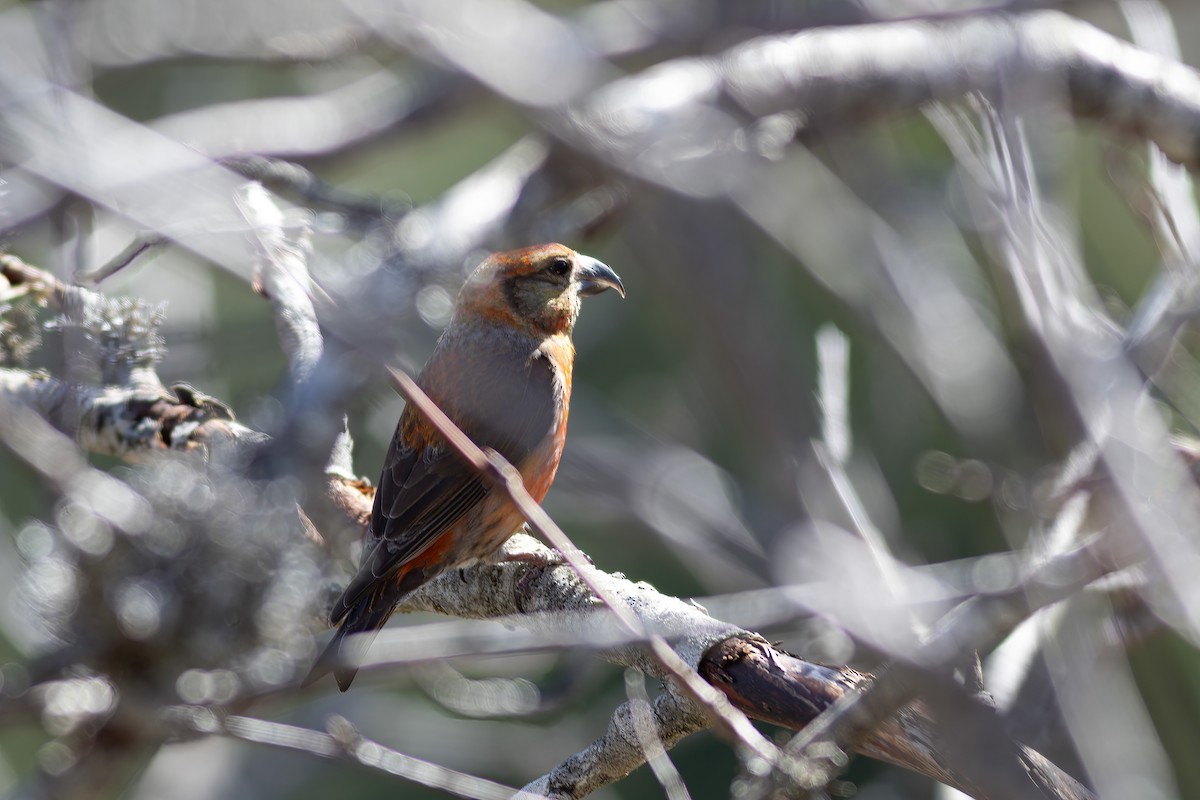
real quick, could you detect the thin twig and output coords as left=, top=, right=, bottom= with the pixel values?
left=226, top=156, right=408, bottom=227
left=813, top=324, right=923, bottom=634
left=74, top=233, right=167, bottom=287
left=170, top=708, right=514, bottom=800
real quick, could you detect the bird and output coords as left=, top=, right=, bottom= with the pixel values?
left=305, top=243, right=624, bottom=690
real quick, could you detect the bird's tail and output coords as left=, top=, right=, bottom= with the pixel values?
left=302, top=600, right=393, bottom=692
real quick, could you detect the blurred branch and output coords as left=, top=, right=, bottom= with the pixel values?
left=1117, top=0, right=1200, bottom=399
left=383, top=5, right=1200, bottom=178
left=73, top=233, right=167, bottom=287
left=813, top=325, right=920, bottom=627
left=237, top=184, right=323, bottom=387
left=953, top=7, right=1200, bottom=782
left=713, top=10, right=1200, bottom=169
left=0, top=395, right=148, bottom=534
left=0, top=60, right=257, bottom=283
left=227, top=157, right=409, bottom=229
left=237, top=183, right=362, bottom=547
left=623, top=669, right=692, bottom=800
left=150, top=69, right=468, bottom=165
left=169, top=708, right=515, bottom=800
left=383, top=136, right=621, bottom=274
left=138, top=0, right=750, bottom=170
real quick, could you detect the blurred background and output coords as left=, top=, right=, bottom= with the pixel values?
left=1, top=0, right=1200, bottom=798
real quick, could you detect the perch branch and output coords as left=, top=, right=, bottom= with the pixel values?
left=384, top=367, right=779, bottom=765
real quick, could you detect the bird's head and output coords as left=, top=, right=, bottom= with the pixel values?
left=456, top=243, right=625, bottom=336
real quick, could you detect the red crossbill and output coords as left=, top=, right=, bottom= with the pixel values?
left=305, top=243, right=624, bottom=690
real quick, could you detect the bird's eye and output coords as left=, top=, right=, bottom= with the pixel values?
left=548, top=257, right=571, bottom=278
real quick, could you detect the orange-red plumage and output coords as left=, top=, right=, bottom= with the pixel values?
left=305, top=243, right=623, bottom=690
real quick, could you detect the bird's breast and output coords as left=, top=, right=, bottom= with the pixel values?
left=539, top=333, right=575, bottom=398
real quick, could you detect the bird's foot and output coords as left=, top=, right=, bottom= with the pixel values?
left=499, top=549, right=552, bottom=594
left=501, top=546, right=596, bottom=594
left=500, top=546, right=593, bottom=569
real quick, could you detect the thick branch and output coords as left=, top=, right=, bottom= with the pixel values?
left=702, top=638, right=1094, bottom=800
left=715, top=12, right=1200, bottom=167
left=388, top=5, right=1200, bottom=185
left=516, top=688, right=706, bottom=800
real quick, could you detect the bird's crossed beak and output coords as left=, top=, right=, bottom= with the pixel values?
left=577, top=256, right=625, bottom=299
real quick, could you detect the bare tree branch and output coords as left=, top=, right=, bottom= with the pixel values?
left=237, top=184, right=323, bottom=387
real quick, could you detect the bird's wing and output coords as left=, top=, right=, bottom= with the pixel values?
left=332, top=350, right=560, bottom=623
